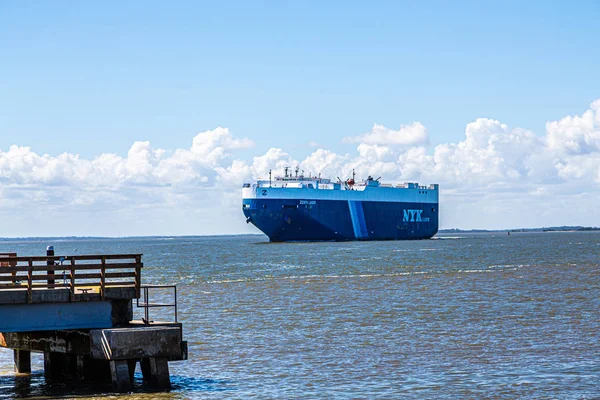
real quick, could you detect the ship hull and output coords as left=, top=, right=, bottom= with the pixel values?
left=243, top=198, right=438, bottom=242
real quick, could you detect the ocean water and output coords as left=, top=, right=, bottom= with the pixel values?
left=0, top=232, right=599, bottom=399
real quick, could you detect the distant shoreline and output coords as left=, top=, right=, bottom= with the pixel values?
left=439, top=226, right=600, bottom=233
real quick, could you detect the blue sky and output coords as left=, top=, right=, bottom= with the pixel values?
left=2, top=1, right=599, bottom=156
left=1, top=1, right=600, bottom=236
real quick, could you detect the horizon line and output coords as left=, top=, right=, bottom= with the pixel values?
left=1, top=226, right=599, bottom=240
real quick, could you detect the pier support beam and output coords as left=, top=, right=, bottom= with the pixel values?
left=127, top=359, right=137, bottom=382
left=43, top=352, right=56, bottom=380
left=82, top=359, right=112, bottom=382
left=109, top=360, right=133, bottom=392
left=44, top=352, right=74, bottom=380
left=44, top=353, right=87, bottom=381
left=76, top=355, right=85, bottom=380
left=141, top=357, right=171, bottom=390
left=13, top=350, right=31, bottom=374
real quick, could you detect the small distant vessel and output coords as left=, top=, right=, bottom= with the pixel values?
left=242, top=167, right=439, bottom=242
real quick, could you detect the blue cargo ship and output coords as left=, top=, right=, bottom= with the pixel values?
left=242, top=168, right=439, bottom=242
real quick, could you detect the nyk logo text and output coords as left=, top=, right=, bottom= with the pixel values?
left=403, top=209, right=430, bottom=222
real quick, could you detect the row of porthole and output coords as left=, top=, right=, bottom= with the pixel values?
left=419, top=191, right=428, bottom=194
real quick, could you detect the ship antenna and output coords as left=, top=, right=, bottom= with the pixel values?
left=352, top=169, right=356, bottom=182
left=295, top=166, right=299, bottom=177
left=269, top=169, right=272, bottom=187
left=284, top=166, right=289, bottom=178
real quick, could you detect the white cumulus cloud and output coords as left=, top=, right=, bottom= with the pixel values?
left=343, top=122, right=429, bottom=146
left=546, top=99, right=600, bottom=155
left=2, top=100, right=600, bottom=236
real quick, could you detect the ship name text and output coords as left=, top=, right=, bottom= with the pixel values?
left=403, top=209, right=430, bottom=222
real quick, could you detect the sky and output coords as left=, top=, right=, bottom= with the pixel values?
left=1, top=0, right=600, bottom=237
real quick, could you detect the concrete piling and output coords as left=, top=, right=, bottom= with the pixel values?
left=110, top=359, right=133, bottom=392
left=83, top=359, right=112, bottom=382
left=13, top=350, right=31, bottom=374
left=141, top=357, right=171, bottom=389
left=44, top=352, right=80, bottom=380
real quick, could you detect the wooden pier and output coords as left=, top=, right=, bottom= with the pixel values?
left=0, top=249, right=187, bottom=392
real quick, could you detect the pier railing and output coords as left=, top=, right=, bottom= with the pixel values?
left=0, top=254, right=142, bottom=302
left=136, top=284, right=178, bottom=323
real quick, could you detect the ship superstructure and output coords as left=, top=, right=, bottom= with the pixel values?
left=242, top=168, right=438, bottom=242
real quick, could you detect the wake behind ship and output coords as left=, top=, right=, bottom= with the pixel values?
left=242, top=168, right=439, bottom=242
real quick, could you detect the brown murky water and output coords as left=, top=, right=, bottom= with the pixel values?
left=1, top=232, right=599, bottom=398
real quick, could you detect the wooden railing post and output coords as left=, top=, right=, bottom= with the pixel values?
left=46, top=246, right=55, bottom=289
left=27, top=259, right=33, bottom=303
left=100, top=256, right=106, bottom=300
left=70, top=257, right=76, bottom=301
left=135, top=256, right=142, bottom=298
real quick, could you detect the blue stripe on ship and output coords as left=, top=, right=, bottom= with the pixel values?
left=348, top=201, right=368, bottom=239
